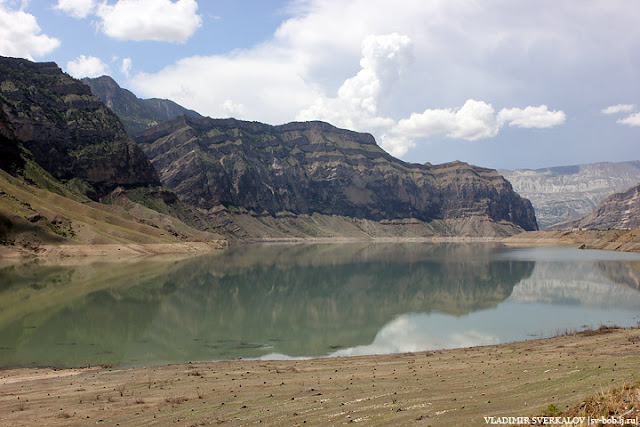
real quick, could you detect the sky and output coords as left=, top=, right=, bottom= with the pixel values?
left=0, top=0, right=639, bottom=170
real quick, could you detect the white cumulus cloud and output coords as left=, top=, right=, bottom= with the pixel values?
left=601, top=104, right=640, bottom=127
left=96, top=0, right=202, bottom=42
left=128, top=0, right=578, bottom=159
left=602, top=104, right=636, bottom=115
left=222, top=100, right=247, bottom=118
left=394, top=100, right=499, bottom=141
left=338, top=33, right=413, bottom=115
left=66, top=55, right=109, bottom=78
left=121, top=57, right=132, bottom=77
left=297, top=34, right=567, bottom=157
left=497, top=105, right=566, bottom=128
left=387, top=102, right=566, bottom=155
left=0, top=2, right=60, bottom=59
left=297, top=33, right=412, bottom=153
left=130, top=53, right=319, bottom=124
left=617, top=113, right=640, bottom=127
left=53, top=0, right=95, bottom=18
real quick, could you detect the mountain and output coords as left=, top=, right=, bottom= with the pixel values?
left=135, top=116, right=538, bottom=237
left=550, top=184, right=640, bottom=230
left=82, top=76, right=202, bottom=135
left=0, top=56, right=159, bottom=199
left=500, top=161, right=640, bottom=229
left=0, top=56, right=224, bottom=249
left=0, top=107, right=24, bottom=175
left=81, top=73, right=537, bottom=238
left=0, top=56, right=538, bottom=247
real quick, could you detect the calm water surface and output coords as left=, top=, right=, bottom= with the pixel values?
left=1, top=243, right=639, bottom=368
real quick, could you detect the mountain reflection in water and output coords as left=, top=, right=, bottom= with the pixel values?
left=0, top=244, right=638, bottom=368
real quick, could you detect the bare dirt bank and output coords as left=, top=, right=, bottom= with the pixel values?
left=8, top=226, right=640, bottom=262
left=1, top=327, right=639, bottom=426
left=0, top=241, right=227, bottom=263
left=0, top=236, right=503, bottom=262
left=503, top=229, right=640, bottom=252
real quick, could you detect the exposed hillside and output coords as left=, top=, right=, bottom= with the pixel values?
left=0, top=56, right=226, bottom=253
left=0, top=57, right=538, bottom=246
left=0, top=56, right=159, bottom=199
left=500, top=161, right=640, bottom=229
left=135, top=116, right=538, bottom=237
left=551, top=184, right=640, bottom=231
left=82, top=76, right=202, bottom=135
left=0, top=167, right=223, bottom=253
left=502, top=228, right=640, bottom=253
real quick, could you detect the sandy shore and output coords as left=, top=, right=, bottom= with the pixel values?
left=503, top=230, right=640, bottom=252
left=0, top=236, right=511, bottom=262
left=7, top=231, right=623, bottom=261
left=1, top=327, right=639, bottom=426
left=0, top=240, right=227, bottom=262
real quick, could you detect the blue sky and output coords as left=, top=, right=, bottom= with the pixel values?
left=1, top=0, right=639, bottom=170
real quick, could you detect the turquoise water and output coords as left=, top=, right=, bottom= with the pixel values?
left=0, top=243, right=638, bottom=368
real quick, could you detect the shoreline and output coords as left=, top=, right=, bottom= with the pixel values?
left=0, top=240, right=228, bottom=264
left=2, top=326, right=638, bottom=426
left=0, top=234, right=563, bottom=262
left=2, top=237, right=639, bottom=424
left=5, top=228, right=638, bottom=262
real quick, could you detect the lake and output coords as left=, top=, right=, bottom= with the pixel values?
left=1, top=243, right=639, bottom=369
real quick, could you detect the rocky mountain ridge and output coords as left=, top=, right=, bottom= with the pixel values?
left=0, top=56, right=159, bottom=199
left=0, top=56, right=539, bottom=248
left=83, top=74, right=538, bottom=237
left=550, top=184, right=640, bottom=230
left=135, top=115, right=538, bottom=236
left=0, top=56, right=227, bottom=248
left=82, top=75, right=202, bottom=135
left=500, top=161, right=640, bottom=229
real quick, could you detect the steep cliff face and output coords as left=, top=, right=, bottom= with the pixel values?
left=500, top=162, right=640, bottom=229
left=0, top=57, right=159, bottom=198
left=0, top=108, right=23, bottom=174
left=82, top=76, right=202, bottom=135
left=551, top=184, right=640, bottom=230
left=136, top=116, right=538, bottom=234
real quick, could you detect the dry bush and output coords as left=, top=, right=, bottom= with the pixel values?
left=165, top=396, right=189, bottom=404
left=518, top=381, right=640, bottom=426
left=579, top=324, right=620, bottom=337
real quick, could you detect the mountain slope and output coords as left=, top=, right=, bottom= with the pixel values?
left=500, top=161, right=640, bottom=229
left=82, top=76, right=202, bottom=135
left=550, top=184, right=640, bottom=230
left=135, top=116, right=538, bottom=237
left=0, top=56, right=226, bottom=251
left=0, top=56, right=159, bottom=199
left=0, top=168, right=220, bottom=250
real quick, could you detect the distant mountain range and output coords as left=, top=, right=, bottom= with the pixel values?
left=83, top=70, right=640, bottom=235
left=500, top=162, right=640, bottom=229
left=550, top=184, right=640, bottom=231
left=0, top=56, right=539, bottom=248
left=82, top=76, right=202, bottom=135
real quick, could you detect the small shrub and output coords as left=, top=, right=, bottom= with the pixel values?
left=165, top=396, right=189, bottom=404
left=542, top=403, right=561, bottom=416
